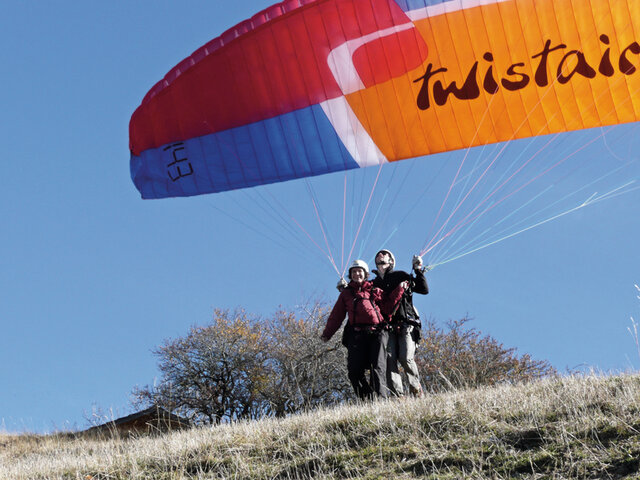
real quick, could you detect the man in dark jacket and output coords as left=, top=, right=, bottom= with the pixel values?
left=372, top=249, right=429, bottom=397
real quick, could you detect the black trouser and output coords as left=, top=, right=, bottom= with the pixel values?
left=347, top=329, right=389, bottom=400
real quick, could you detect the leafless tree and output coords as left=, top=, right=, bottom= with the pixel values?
left=262, top=300, right=351, bottom=416
left=416, top=316, right=555, bottom=392
left=133, top=309, right=271, bottom=424
left=133, top=306, right=554, bottom=425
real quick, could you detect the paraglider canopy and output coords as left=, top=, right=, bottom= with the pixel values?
left=129, top=0, right=640, bottom=275
left=130, top=0, right=640, bottom=199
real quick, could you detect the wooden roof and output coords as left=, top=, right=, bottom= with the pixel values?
left=85, top=405, right=190, bottom=435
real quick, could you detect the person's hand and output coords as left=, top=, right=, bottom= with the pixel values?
left=412, top=254, right=423, bottom=270
left=400, top=280, right=409, bottom=289
left=336, top=277, right=348, bottom=292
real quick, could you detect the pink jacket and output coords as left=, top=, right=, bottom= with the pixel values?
left=322, top=280, right=405, bottom=340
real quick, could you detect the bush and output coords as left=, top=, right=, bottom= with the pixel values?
left=416, top=316, right=555, bottom=392
left=262, top=301, right=351, bottom=416
left=133, top=302, right=351, bottom=424
left=134, top=306, right=554, bottom=424
left=133, top=309, right=271, bottom=424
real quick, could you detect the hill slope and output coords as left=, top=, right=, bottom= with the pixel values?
left=2, top=374, right=640, bottom=479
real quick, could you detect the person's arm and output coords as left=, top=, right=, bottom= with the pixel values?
left=412, top=269, right=429, bottom=295
left=321, top=292, right=347, bottom=341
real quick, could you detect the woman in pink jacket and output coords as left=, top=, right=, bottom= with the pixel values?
left=321, top=260, right=405, bottom=400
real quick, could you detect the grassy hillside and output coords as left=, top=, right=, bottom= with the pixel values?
left=3, top=374, right=640, bottom=479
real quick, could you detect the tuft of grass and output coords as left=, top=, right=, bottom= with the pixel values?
left=4, top=374, right=640, bottom=479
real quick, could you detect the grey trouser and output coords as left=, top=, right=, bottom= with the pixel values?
left=387, top=325, right=422, bottom=396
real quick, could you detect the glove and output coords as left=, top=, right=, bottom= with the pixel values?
left=336, top=277, right=348, bottom=292
left=412, top=255, right=423, bottom=271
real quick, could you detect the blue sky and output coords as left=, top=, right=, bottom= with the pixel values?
left=2, top=1, right=640, bottom=433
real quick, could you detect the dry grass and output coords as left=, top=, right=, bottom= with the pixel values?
left=3, top=374, right=640, bottom=479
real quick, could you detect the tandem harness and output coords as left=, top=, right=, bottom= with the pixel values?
left=388, top=276, right=422, bottom=343
left=341, top=287, right=384, bottom=347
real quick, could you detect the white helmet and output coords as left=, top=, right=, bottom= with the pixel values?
left=348, top=259, right=369, bottom=279
left=375, top=249, right=395, bottom=272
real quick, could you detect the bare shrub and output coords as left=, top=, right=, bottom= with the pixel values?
left=134, top=305, right=553, bottom=425
left=133, top=309, right=272, bottom=424
left=133, top=302, right=350, bottom=424
left=416, top=316, right=555, bottom=392
left=262, top=301, right=351, bottom=416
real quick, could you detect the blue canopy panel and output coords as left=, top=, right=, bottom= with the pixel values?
left=394, top=0, right=453, bottom=12
left=131, top=104, right=359, bottom=199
